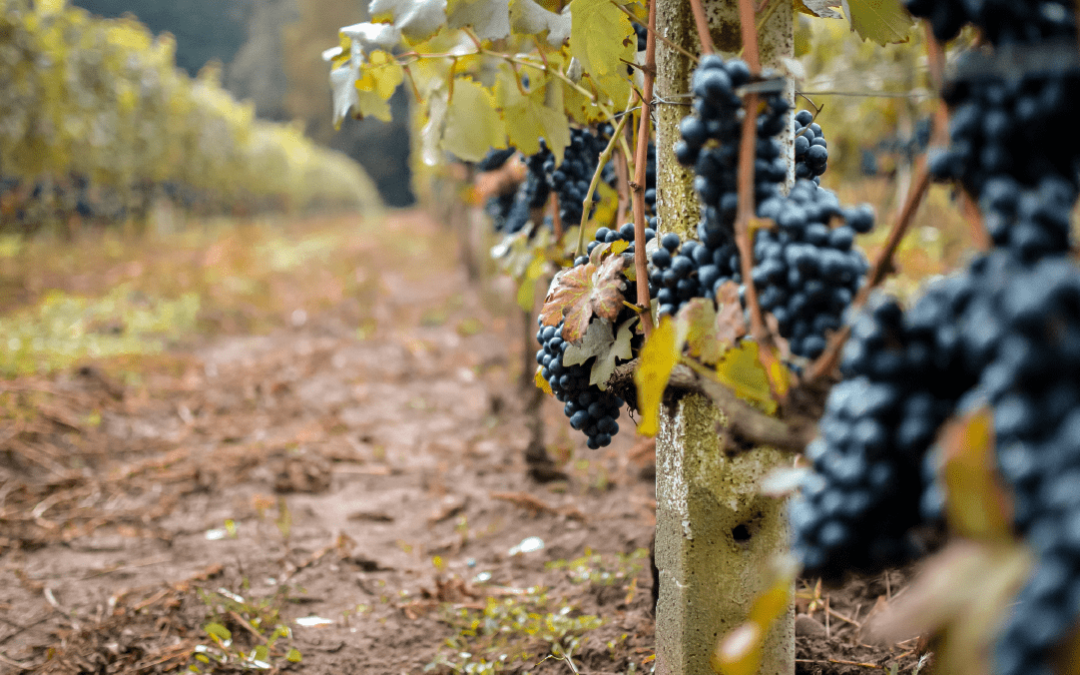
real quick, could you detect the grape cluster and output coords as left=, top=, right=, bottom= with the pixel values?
left=794, top=109, right=828, bottom=183
left=946, top=255, right=1080, bottom=675
left=790, top=268, right=987, bottom=578
left=546, top=128, right=609, bottom=226
left=648, top=230, right=740, bottom=318
left=905, top=0, right=1079, bottom=260
left=904, top=0, right=1075, bottom=45
left=536, top=321, right=626, bottom=449
left=576, top=222, right=657, bottom=267
left=674, top=55, right=790, bottom=235
left=790, top=0, right=1080, bottom=667
left=754, top=182, right=874, bottom=358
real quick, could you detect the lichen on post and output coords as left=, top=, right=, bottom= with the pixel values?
left=652, top=0, right=795, bottom=673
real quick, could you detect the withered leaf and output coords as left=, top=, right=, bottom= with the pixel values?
left=539, top=256, right=627, bottom=343
left=716, top=281, right=749, bottom=344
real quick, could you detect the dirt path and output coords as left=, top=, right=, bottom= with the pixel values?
left=0, top=210, right=922, bottom=675
left=0, top=212, right=658, bottom=674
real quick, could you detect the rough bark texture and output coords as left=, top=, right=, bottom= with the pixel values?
left=653, top=1, right=795, bottom=674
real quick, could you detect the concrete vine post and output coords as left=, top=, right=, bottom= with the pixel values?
left=653, top=1, right=795, bottom=673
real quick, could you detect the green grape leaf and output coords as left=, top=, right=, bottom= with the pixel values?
left=495, top=69, right=571, bottom=166
left=442, top=78, right=508, bottom=162
left=204, top=622, right=232, bottom=642
left=370, top=0, right=448, bottom=43
left=568, top=0, right=634, bottom=107
left=635, top=317, right=677, bottom=437
left=538, top=255, right=627, bottom=343
left=715, top=341, right=777, bottom=415
left=840, top=0, right=914, bottom=45
left=448, top=0, right=512, bottom=41
left=796, top=0, right=842, bottom=19
left=510, top=0, right=572, bottom=46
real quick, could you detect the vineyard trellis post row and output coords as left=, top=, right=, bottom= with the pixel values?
left=653, top=1, right=795, bottom=672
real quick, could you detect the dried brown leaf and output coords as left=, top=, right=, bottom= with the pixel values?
left=538, top=256, right=627, bottom=343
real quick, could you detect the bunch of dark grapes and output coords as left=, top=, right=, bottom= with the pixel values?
left=790, top=270, right=983, bottom=579
left=904, top=0, right=1075, bottom=45
left=536, top=321, right=625, bottom=449
left=794, top=109, right=828, bottom=183
left=905, top=0, right=1079, bottom=260
left=648, top=231, right=740, bottom=318
left=753, top=181, right=874, bottom=358
left=547, top=128, right=608, bottom=226
left=575, top=222, right=657, bottom=267
left=673, top=55, right=789, bottom=234
left=940, top=255, right=1080, bottom=675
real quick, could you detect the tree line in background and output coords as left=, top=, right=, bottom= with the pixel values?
left=0, top=0, right=381, bottom=234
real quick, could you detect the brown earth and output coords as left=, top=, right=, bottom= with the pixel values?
left=0, top=210, right=927, bottom=674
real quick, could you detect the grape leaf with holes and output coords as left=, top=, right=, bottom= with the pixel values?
left=539, top=255, right=627, bottom=343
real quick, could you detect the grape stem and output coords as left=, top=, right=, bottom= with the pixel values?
left=732, top=0, right=785, bottom=396
left=687, top=0, right=714, bottom=54
left=551, top=192, right=564, bottom=240
left=804, top=163, right=932, bottom=382
left=575, top=101, right=634, bottom=258
left=614, top=143, right=631, bottom=225
left=631, top=0, right=658, bottom=335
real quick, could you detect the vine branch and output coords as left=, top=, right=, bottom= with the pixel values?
left=687, top=0, right=714, bottom=54
left=631, top=0, right=658, bottom=335
left=609, top=360, right=816, bottom=453
left=804, top=162, right=932, bottom=382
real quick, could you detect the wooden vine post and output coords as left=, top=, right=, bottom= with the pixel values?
left=653, top=1, right=795, bottom=673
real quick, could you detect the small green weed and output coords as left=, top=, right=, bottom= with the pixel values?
left=546, top=548, right=649, bottom=586
left=425, top=590, right=602, bottom=674
left=191, top=586, right=301, bottom=672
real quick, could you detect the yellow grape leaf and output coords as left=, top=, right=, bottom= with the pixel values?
left=715, top=341, right=777, bottom=415
left=448, top=0, right=512, bottom=41
left=710, top=623, right=762, bottom=675
left=939, top=408, right=1013, bottom=543
left=677, top=298, right=727, bottom=366
left=34, top=0, right=65, bottom=15
left=840, top=0, right=914, bottom=45
left=712, top=564, right=793, bottom=675
left=356, top=51, right=404, bottom=100
left=535, top=366, right=553, bottom=395
left=370, top=0, right=448, bottom=43
left=568, top=0, right=634, bottom=107
left=442, top=78, right=508, bottom=162
left=635, top=318, right=677, bottom=437
left=517, top=255, right=546, bottom=310
left=539, top=255, right=627, bottom=342
left=510, top=0, right=572, bottom=45
left=495, top=69, right=571, bottom=166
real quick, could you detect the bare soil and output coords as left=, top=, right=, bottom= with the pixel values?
left=0, top=211, right=926, bottom=674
